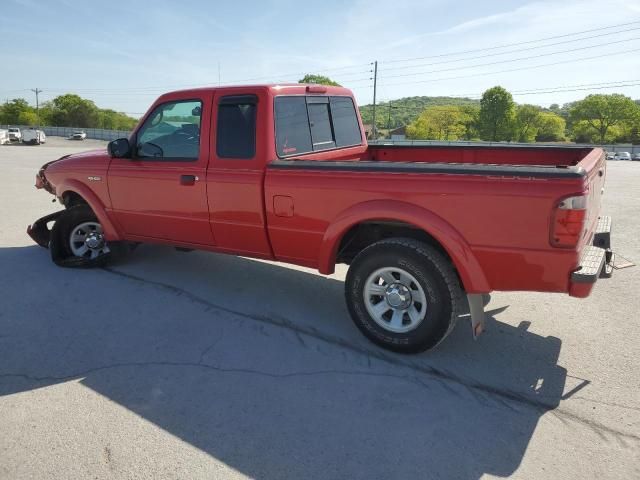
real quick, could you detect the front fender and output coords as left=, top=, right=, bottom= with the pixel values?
left=55, top=179, right=121, bottom=241
left=318, top=200, right=490, bottom=293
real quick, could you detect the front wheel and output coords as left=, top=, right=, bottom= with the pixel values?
left=345, top=238, right=462, bottom=353
left=50, top=206, right=112, bottom=267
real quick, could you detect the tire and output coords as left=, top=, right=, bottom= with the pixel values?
left=345, top=238, right=462, bottom=353
left=50, top=205, right=113, bottom=267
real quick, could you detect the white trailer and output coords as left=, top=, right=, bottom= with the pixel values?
left=22, top=128, right=46, bottom=145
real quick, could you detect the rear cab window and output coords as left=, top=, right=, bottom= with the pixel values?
left=275, top=95, right=361, bottom=157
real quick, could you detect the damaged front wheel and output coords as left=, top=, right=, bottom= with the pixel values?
left=51, top=206, right=112, bottom=267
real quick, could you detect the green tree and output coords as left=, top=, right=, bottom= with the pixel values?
left=478, top=86, right=515, bottom=141
left=298, top=74, right=341, bottom=86
left=49, top=94, right=100, bottom=127
left=98, top=109, right=138, bottom=130
left=18, top=110, right=39, bottom=126
left=569, top=94, right=640, bottom=144
left=0, top=98, right=33, bottom=124
left=459, top=105, right=480, bottom=140
left=514, top=104, right=541, bottom=142
left=406, top=106, right=472, bottom=140
left=360, top=96, right=479, bottom=130
left=535, top=112, right=566, bottom=142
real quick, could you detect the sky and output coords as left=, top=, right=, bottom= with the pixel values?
left=1, top=0, right=639, bottom=117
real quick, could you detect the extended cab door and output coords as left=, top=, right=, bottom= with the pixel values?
left=108, top=92, right=215, bottom=246
left=206, top=90, right=273, bottom=258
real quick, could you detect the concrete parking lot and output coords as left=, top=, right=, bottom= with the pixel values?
left=0, top=137, right=638, bottom=479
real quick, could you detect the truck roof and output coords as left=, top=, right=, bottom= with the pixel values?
left=160, top=83, right=355, bottom=99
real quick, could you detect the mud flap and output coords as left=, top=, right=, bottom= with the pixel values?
left=467, top=293, right=486, bottom=339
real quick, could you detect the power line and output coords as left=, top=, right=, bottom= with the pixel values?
left=512, top=82, right=640, bottom=96
left=373, top=80, right=640, bottom=102
left=368, top=46, right=640, bottom=88
left=359, top=80, right=640, bottom=108
left=377, top=36, right=640, bottom=80
left=378, top=26, right=640, bottom=72
left=382, top=19, right=640, bottom=64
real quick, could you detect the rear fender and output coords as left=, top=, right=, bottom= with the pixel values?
left=318, top=200, right=490, bottom=293
left=55, top=179, right=121, bottom=241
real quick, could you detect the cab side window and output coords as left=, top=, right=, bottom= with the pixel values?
left=136, top=99, right=202, bottom=160
left=216, top=95, right=257, bottom=159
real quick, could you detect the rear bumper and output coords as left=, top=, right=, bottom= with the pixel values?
left=568, top=216, right=613, bottom=298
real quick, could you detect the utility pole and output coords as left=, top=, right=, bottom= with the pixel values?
left=387, top=102, right=398, bottom=132
left=31, top=88, right=42, bottom=126
left=371, top=61, right=378, bottom=140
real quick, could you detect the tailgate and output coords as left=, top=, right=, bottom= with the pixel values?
left=577, top=148, right=607, bottom=248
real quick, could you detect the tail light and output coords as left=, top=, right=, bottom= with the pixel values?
left=551, top=195, right=587, bottom=248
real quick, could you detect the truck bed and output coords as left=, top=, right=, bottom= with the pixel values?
left=266, top=144, right=606, bottom=295
left=364, top=144, right=594, bottom=167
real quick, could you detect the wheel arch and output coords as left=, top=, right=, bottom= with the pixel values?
left=55, top=179, right=121, bottom=241
left=318, top=200, right=490, bottom=293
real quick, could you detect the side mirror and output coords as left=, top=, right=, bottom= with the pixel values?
left=108, top=138, right=131, bottom=158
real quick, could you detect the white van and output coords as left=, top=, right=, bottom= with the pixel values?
left=0, top=129, right=9, bottom=145
left=22, top=128, right=46, bottom=145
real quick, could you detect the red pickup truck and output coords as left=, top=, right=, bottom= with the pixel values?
left=28, top=84, right=613, bottom=353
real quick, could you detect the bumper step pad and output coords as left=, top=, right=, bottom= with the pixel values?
left=594, top=215, right=612, bottom=249
left=572, top=246, right=606, bottom=283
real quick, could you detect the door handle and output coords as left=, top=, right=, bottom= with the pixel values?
left=180, top=174, right=198, bottom=186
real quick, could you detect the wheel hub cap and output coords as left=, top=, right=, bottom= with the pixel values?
left=85, top=232, right=104, bottom=250
left=69, top=221, right=110, bottom=260
left=385, top=283, right=412, bottom=309
left=363, top=267, right=428, bottom=334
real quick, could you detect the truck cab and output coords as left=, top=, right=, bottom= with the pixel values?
left=8, top=127, right=21, bottom=142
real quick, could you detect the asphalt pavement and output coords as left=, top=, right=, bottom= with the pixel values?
left=1, top=137, right=638, bottom=479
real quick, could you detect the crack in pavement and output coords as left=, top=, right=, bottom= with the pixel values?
left=2, top=358, right=638, bottom=444
left=198, top=331, right=226, bottom=364
left=2, top=265, right=638, bottom=444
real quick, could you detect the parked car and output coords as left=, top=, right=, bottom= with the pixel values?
left=614, top=151, right=631, bottom=160
left=632, top=153, right=640, bottom=161
left=22, top=128, right=46, bottom=145
left=0, top=129, right=9, bottom=145
left=8, top=127, right=22, bottom=142
left=71, top=131, right=87, bottom=140
left=606, top=152, right=616, bottom=160
left=27, top=84, right=614, bottom=353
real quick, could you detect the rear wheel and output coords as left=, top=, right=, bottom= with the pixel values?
left=345, top=238, right=462, bottom=353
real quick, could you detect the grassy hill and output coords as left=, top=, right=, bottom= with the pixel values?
left=359, top=96, right=479, bottom=129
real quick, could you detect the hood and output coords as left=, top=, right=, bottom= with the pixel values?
left=44, top=148, right=109, bottom=170
left=37, top=148, right=111, bottom=194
